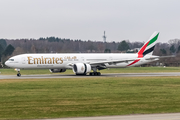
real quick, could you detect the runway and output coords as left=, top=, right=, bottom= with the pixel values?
left=1, top=72, right=180, bottom=79
left=42, top=113, right=180, bottom=120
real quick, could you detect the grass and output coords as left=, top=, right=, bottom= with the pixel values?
left=0, top=68, right=73, bottom=75
left=1, top=77, right=180, bottom=119
left=1, top=67, right=180, bottom=75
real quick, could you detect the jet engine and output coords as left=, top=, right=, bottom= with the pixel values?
left=49, top=69, right=66, bottom=73
left=73, top=63, right=91, bottom=75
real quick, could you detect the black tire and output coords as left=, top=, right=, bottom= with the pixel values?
left=17, top=73, right=21, bottom=77
left=97, top=72, right=101, bottom=76
left=89, top=72, right=101, bottom=76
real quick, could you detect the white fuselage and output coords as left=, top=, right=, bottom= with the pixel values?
left=5, top=53, right=158, bottom=69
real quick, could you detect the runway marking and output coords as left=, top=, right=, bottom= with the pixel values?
left=38, top=113, right=180, bottom=120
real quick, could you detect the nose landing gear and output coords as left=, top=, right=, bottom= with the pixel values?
left=17, top=72, right=21, bottom=77
left=15, top=68, right=21, bottom=77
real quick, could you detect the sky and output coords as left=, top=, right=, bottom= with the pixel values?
left=0, top=0, right=180, bottom=43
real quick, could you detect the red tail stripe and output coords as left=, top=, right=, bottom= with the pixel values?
left=138, top=41, right=150, bottom=58
left=127, top=59, right=140, bottom=66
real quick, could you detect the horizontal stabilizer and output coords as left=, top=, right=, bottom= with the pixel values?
left=145, top=55, right=175, bottom=60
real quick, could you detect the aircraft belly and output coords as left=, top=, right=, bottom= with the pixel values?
left=19, top=64, right=66, bottom=69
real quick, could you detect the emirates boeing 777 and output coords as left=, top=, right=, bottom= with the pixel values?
left=5, top=31, right=167, bottom=77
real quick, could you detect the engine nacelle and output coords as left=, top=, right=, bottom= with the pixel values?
left=49, top=69, right=66, bottom=73
left=73, top=63, right=91, bottom=75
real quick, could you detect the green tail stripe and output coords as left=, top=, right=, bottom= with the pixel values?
left=147, top=33, right=159, bottom=47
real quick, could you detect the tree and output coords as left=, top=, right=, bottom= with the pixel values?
left=0, top=44, right=4, bottom=54
left=3, top=44, right=15, bottom=56
left=177, top=46, right=180, bottom=53
left=118, top=40, right=130, bottom=51
left=104, top=49, right=111, bottom=53
left=88, top=43, right=95, bottom=52
left=0, top=44, right=4, bottom=62
left=0, top=39, right=7, bottom=49
left=160, top=49, right=167, bottom=55
left=170, top=45, right=176, bottom=53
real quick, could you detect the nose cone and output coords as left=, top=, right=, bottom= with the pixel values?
left=5, top=61, right=9, bottom=66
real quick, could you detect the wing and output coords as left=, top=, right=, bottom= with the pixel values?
left=88, top=59, right=137, bottom=65
left=67, top=55, right=175, bottom=67
left=67, top=58, right=137, bottom=66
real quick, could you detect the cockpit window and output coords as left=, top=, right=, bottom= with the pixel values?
left=8, top=59, right=14, bottom=61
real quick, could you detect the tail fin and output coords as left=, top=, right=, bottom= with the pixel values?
left=138, top=31, right=159, bottom=58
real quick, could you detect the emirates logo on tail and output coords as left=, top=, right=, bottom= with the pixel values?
left=138, top=32, right=159, bottom=58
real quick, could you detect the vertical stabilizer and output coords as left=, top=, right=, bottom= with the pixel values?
left=138, top=31, right=159, bottom=58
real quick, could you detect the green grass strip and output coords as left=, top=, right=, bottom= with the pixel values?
left=1, top=67, right=180, bottom=75
left=0, top=77, right=180, bottom=119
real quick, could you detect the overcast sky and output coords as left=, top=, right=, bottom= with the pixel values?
left=0, top=0, right=179, bottom=43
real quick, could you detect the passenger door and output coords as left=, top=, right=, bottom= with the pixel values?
left=22, top=57, right=26, bottom=64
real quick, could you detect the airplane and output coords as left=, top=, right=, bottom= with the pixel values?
left=5, top=31, right=168, bottom=77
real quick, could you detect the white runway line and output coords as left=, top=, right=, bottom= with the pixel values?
left=37, top=113, right=180, bottom=120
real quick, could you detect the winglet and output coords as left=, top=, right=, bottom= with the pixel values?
left=138, top=31, right=159, bottom=58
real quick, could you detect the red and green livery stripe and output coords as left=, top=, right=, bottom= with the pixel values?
left=127, top=32, right=159, bottom=67
left=138, top=32, right=159, bottom=58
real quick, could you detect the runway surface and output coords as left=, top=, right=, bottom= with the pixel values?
left=39, top=113, right=180, bottom=120
left=1, top=72, right=180, bottom=79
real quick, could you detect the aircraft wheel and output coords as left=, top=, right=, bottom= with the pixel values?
left=17, top=73, right=21, bottom=77
left=90, top=72, right=101, bottom=76
left=89, top=72, right=95, bottom=76
left=97, top=72, right=101, bottom=76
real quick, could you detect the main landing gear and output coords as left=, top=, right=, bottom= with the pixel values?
left=89, top=68, right=101, bottom=76
left=89, top=72, right=101, bottom=76
left=15, top=68, right=21, bottom=77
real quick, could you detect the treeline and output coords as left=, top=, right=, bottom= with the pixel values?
left=5, top=37, right=144, bottom=54
left=39, top=37, right=71, bottom=42
left=0, top=39, right=15, bottom=63
left=1, top=37, right=180, bottom=66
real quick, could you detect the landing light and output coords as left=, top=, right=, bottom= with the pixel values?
left=14, top=68, right=20, bottom=71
